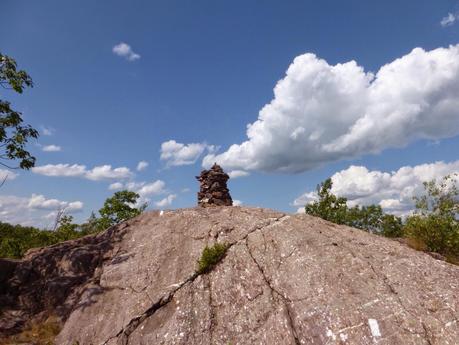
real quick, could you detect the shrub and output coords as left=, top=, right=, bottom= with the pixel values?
left=404, top=174, right=459, bottom=258
left=197, top=242, right=228, bottom=274
left=2, top=316, right=61, bottom=345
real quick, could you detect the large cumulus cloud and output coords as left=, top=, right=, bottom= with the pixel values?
left=203, top=45, right=459, bottom=173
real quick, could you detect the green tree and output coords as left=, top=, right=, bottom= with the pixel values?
left=404, top=174, right=459, bottom=256
left=305, top=178, right=349, bottom=225
left=305, top=178, right=403, bottom=237
left=0, top=222, right=58, bottom=259
left=55, top=215, right=80, bottom=241
left=0, top=53, right=38, bottom=169
left=98, top=190, right=146, bottom=229
left=79, top=211, right=101, bottom=235
left=380, top=214, right=403, bottom=238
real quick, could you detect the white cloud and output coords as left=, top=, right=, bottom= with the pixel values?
left=32, top=163, right=133, bottom=181
left=137, top=161, right=149, bottom=171
left=160, top=140, right=215, bottom=167
left=28, top=194, right=65, bottom=210
left=293, top=160, right=459, bottom=216
left=233, top=199, right=243, bottom=206
left=42, top=144, right=62, bottom=152
left=27, top=194, right=84, bottom=212
left=40, top=126, right=55, bottom=136
left=0, top=169, right=18, bottom=182
left=441, top=13, right=458, bottom=27
left=85, top=165, right=132, bottom=181
left=0, top=194, right=83, bottom=227
left=204, top=45, right=459, bottom=173
left=155, top=194, right=177, bottom=208
left=112, top=42, right=140, bottom=61
left=32, top=164, right=87, bottom=177
left=136, top=180, right=166, bottom=198
left=108, top=182, right=124, bottom=191
left=228, top=170, right=250, bottom=179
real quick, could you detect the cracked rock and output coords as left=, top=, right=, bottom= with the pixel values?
left=1, top=207, right=458, bottom=345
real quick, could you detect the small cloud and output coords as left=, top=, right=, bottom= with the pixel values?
left=32, top=163, right=133, bottom=181
left=112, top=42, right=141, bottom=61
left=233, top=199, right=242, bottom=206
left=228, top=170, right=250, bottom=179
left=85, top=165, right=133, bottom=181
left=42, top=144, right=61, bottom=152
left=181, top=187, right=191, bottom=193
left=0, top=169, right=18, bottom=181
left=40, top=126, right=55, bottom=136
left=441, top=13, right=458, bottom=27
left=137, top=180, right=166, bottom=198
left=137, top=161, right=149, bottom=171
left=109, top=182, right=124, bottom=191
left=160, top=140, right=214, bottom=167
left=155, top=194, right=177, bottom=208
left=27, top=194, right=83, bottom=212
left=32, top=164, right=87, bottom=178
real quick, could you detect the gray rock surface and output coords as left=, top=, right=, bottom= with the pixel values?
left=3, top=207, right=459, bottom=344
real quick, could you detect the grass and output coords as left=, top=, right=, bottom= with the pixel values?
left=1, top=316, right=62, bottom=345
left=197, top=242, right=228, bottom=274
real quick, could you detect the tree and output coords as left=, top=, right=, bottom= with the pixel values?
left=55, top=215, right=80, bottom=240
left=404, top=174, right=459, bottom=256
left=305, top=177, right=403, bottom=237
left=98, top=190, right=146, bottom=229
left=305, top=178, right=349, bottom=225
left=79, top=211, right=101, bottom=235
left=347, top=205, right=403, bottom=237
left=0, top=53, right=38, bottom=169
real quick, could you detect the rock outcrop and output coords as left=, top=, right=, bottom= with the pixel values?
left=196, top=163, right=233, bottom=207
left=1, top=207, right=459, bottom=345
left=0, top=223, right=129, bottom=338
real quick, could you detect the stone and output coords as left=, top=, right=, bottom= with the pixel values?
left=1, top=207, right=458, bottom=345
left=196, top=163, right=233, bottom=207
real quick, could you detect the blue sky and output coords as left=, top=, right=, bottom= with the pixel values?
left=1, top=0, right=459, bottom=227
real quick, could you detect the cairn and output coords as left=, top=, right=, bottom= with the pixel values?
left=196, top=163, right=233, bottom=207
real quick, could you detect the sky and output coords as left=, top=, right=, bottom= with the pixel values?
left=1, top=0, right=459, bottom=227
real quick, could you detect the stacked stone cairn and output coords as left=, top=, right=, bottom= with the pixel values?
left=196, top=163, right=233, bottom=207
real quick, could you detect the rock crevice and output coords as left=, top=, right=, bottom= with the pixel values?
left=2, top=207, right=458, bottom=345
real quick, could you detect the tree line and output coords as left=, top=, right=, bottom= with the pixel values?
left=0, top=190, right=144, bottom=259
left=305, top=174, right=459, bottom=263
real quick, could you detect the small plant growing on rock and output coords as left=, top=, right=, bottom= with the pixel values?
left=197, top=242, right=228, bottom=274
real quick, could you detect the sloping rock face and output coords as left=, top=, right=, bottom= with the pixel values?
left=0, top=222, right=130, bottom=337
left=2, top=207, right=459, bottom=344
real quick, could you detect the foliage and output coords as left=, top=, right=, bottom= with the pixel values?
left=305, top=178, right=403, bottom=236
left=1, top=315, right=61, bottom=345
left=98, top=190, right=146, bottom=229
left=0, top=222, right=58, bottom=259
left=197, top=242, right=228, bottom=274
left=0, top=53, right=38, bottom=169
left=404, top=174, right=459, bottom=257
left=305, top=178, right=349, bottom=225
left=0, top=191, right=148, bottom=259
left=79, top=211, right=101, bottom=234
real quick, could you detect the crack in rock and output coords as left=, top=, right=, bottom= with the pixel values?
left=102, top=214, right=289, bottom=345
left=245, top=238, right=300, bottom=345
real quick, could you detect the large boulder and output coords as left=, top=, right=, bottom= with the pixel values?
left=2, top=207, right=458, bottom=344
